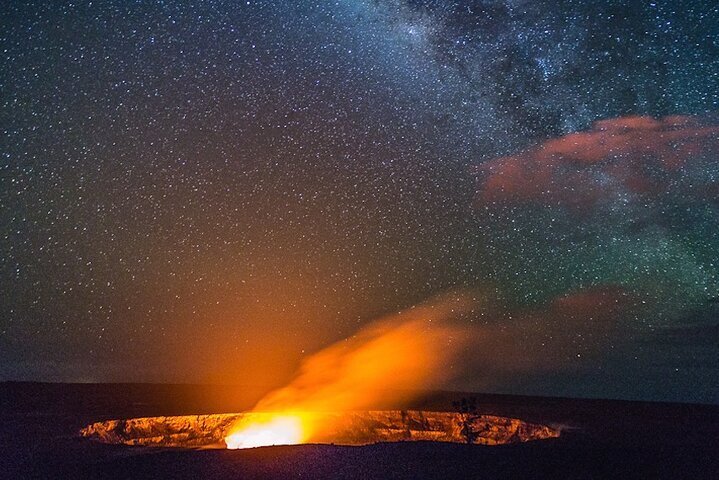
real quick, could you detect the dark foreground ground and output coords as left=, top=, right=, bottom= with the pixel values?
left=1, top=382, right=718, bottom=479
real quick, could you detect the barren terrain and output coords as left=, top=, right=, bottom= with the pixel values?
left=2, top=382, right=718, bottom=479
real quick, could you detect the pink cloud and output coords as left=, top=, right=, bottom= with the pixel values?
left=473, top=115, right=719, bottom=208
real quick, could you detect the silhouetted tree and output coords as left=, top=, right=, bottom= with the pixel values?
left=453, top=396, right=481, bottom=444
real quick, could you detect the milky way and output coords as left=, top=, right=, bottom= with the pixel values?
left=1, top=1, right=718, bottom=402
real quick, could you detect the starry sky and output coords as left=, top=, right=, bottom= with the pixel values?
left=2, top=1, right=718, bottom=403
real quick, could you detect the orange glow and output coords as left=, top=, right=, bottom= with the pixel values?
left=223, top=292, right=476, bottom=449
left=224, top=414, right=305, bottom=449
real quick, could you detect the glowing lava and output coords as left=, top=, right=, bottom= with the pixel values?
left=224, top=414, right=305, bottom=449
left=223, top=294, right=477, bottom=449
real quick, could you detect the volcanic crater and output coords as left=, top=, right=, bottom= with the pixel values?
left=80, top=410, right=560, bottom=449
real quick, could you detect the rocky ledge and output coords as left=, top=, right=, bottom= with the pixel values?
left=80, top=410, right=560, bottom=448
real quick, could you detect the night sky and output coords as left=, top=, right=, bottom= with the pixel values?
left=2, top=1, right=718, bottom=403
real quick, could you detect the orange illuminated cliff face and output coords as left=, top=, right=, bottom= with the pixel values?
left=81, top=411, right=560, bottom=448
left=223, top=293, right=476, bottom=449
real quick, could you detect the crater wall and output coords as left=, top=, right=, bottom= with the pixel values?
left=80, top=410, right=560, bottom=448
